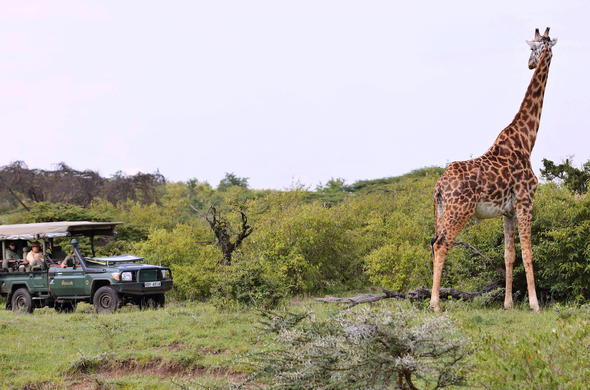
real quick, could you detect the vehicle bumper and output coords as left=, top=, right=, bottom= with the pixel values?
left=111, top=280, right=173, bottom=295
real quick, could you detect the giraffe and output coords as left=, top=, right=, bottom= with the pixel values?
left=429, top=27, right=557, bottom=313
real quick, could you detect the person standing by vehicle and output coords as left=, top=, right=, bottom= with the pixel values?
left=20, top=242, right=45, bottom=271
left=2, top=242, right=19, bottom=271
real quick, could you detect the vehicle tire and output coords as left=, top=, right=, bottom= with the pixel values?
left=154, top=293, right=165, bottom=308
left=55, top=301, right=77, bottom=313
left=139, top=294, right=165, bottom=310
left=93, top=286, right=120, bottom=314
left=11, top=288, right=34, bottom=314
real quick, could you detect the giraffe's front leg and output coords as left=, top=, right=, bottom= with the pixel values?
left=516, top=204, right=540, bottom=312
left=503, top=215, right=516, bottom=309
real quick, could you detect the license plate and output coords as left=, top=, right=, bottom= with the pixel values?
left=144, top=281, right=161, bottom=288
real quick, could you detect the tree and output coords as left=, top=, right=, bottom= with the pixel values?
left=217, top=172, right=249, bottom=191
left=540, top=158, right=590, bottom=195
left=191, top=205, right=253, bottom=265
left=0, top=161, right=165, bottom=207
left=316, top=177, right=347, bottom=193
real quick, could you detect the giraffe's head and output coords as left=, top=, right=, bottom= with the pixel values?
left=526, top=27, right=557, bottom=69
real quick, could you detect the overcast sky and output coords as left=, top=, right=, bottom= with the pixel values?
left=0, top=1, right=588, bottom=189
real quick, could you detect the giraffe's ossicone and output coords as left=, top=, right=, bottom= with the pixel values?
left=430, top=27, right=557, bottom=313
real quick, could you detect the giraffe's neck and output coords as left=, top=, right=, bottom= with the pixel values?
left=491, top=49, right=553, bottom=159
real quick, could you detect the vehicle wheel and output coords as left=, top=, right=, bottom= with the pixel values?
left=55, top=301, right=77, bottom=313
left=154, top=294, right=165, bottom=308
left=93, top=286, right=120, bottom=314
left=11, top=288, right=34, bottom=314
left=139, top=294, right=165, bottom=310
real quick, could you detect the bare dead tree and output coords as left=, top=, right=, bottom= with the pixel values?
left=190, top=204, right=254, bottom=265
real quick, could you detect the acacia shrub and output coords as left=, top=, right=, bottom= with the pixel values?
left=251, top=303, right=470, bottom=389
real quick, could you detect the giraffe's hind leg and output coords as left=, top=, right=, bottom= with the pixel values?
left=503, top=215, right=516, bottom=309
left=430, top=204, right=475, bottom=312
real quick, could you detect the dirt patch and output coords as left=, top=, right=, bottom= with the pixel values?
left=66, top=358, right=246, bottom=389
left=156, top=342, right=227, bottom=355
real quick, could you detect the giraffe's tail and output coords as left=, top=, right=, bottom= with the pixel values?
left=431, top=190, right=445, bottom=252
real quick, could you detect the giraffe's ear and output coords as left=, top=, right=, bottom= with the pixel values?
left=549, top=38, right=558, bottom=47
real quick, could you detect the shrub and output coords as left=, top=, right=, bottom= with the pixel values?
left=364, top=240, right=430, bottom=291
left=133, top=224, right=220, bottom=300
left=210, top=257, right=288, bottom=309
left=250, top=201, right=365, bottom=295
left=250, top=304, right=470, bottom=389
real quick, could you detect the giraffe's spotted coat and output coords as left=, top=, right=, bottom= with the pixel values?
left=429, top=28, right=556, bottom=313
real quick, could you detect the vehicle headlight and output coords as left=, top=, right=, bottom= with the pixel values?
left=121, top=272, right=133, bottom=281
left=161, top=270, right=169, bottom=279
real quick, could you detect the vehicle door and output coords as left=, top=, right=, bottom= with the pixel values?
left=28, top=271, right=49, bottom=292
left=49, top=267, right=88, bottom=297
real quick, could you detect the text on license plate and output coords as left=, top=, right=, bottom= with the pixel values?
left=144, top=281, right=161, bottom=288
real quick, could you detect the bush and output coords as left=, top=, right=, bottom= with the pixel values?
left=364, top=240, right=430, bottom=291
left=250, top=303, right=470, bottom=389
left=250, top=201, right=365, bottom=295
left=533, top=185, right=590, bottom=301
left=133, top=224, right=220, bottom=300
left=210, top=257, right=288, bottom=309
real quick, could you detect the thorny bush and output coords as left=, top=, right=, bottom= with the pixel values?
left=248, top=304, right=471, bottom=390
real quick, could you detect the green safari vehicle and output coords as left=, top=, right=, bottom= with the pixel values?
left=0, top=221, right=173, bottom=314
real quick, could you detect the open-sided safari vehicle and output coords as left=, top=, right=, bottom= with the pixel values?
left=0, top=221, right=172, bottom=314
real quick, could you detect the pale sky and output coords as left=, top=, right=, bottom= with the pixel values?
left=0, top=1, right=588, bottom=189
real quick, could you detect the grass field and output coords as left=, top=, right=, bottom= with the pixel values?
left=1, top=298, right=590, bottom=390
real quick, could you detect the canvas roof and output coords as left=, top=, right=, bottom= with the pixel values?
left=0, top=221, right=122, bottom=240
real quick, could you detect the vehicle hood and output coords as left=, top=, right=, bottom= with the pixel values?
left=88, top=255, right=144, bottom=262
left=115, top=263, right=167, bottom=271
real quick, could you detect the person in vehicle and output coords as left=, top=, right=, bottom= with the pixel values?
left=60, top=252, right=78, bottom=268
left=20, top=242, right=45, bottom=272
left=2, top=242, right=19, bottom=271
left=50, top=245, right=67, bottom=261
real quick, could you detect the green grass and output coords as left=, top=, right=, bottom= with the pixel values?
left=1, top=299, right=590, bottom=389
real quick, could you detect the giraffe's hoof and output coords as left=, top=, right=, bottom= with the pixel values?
left=504, top=301, right=513, bottom=310
left=429, top=303, right=441, bottom=313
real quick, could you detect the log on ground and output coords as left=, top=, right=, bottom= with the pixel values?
left=316, top=280, right=502, bottom=308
